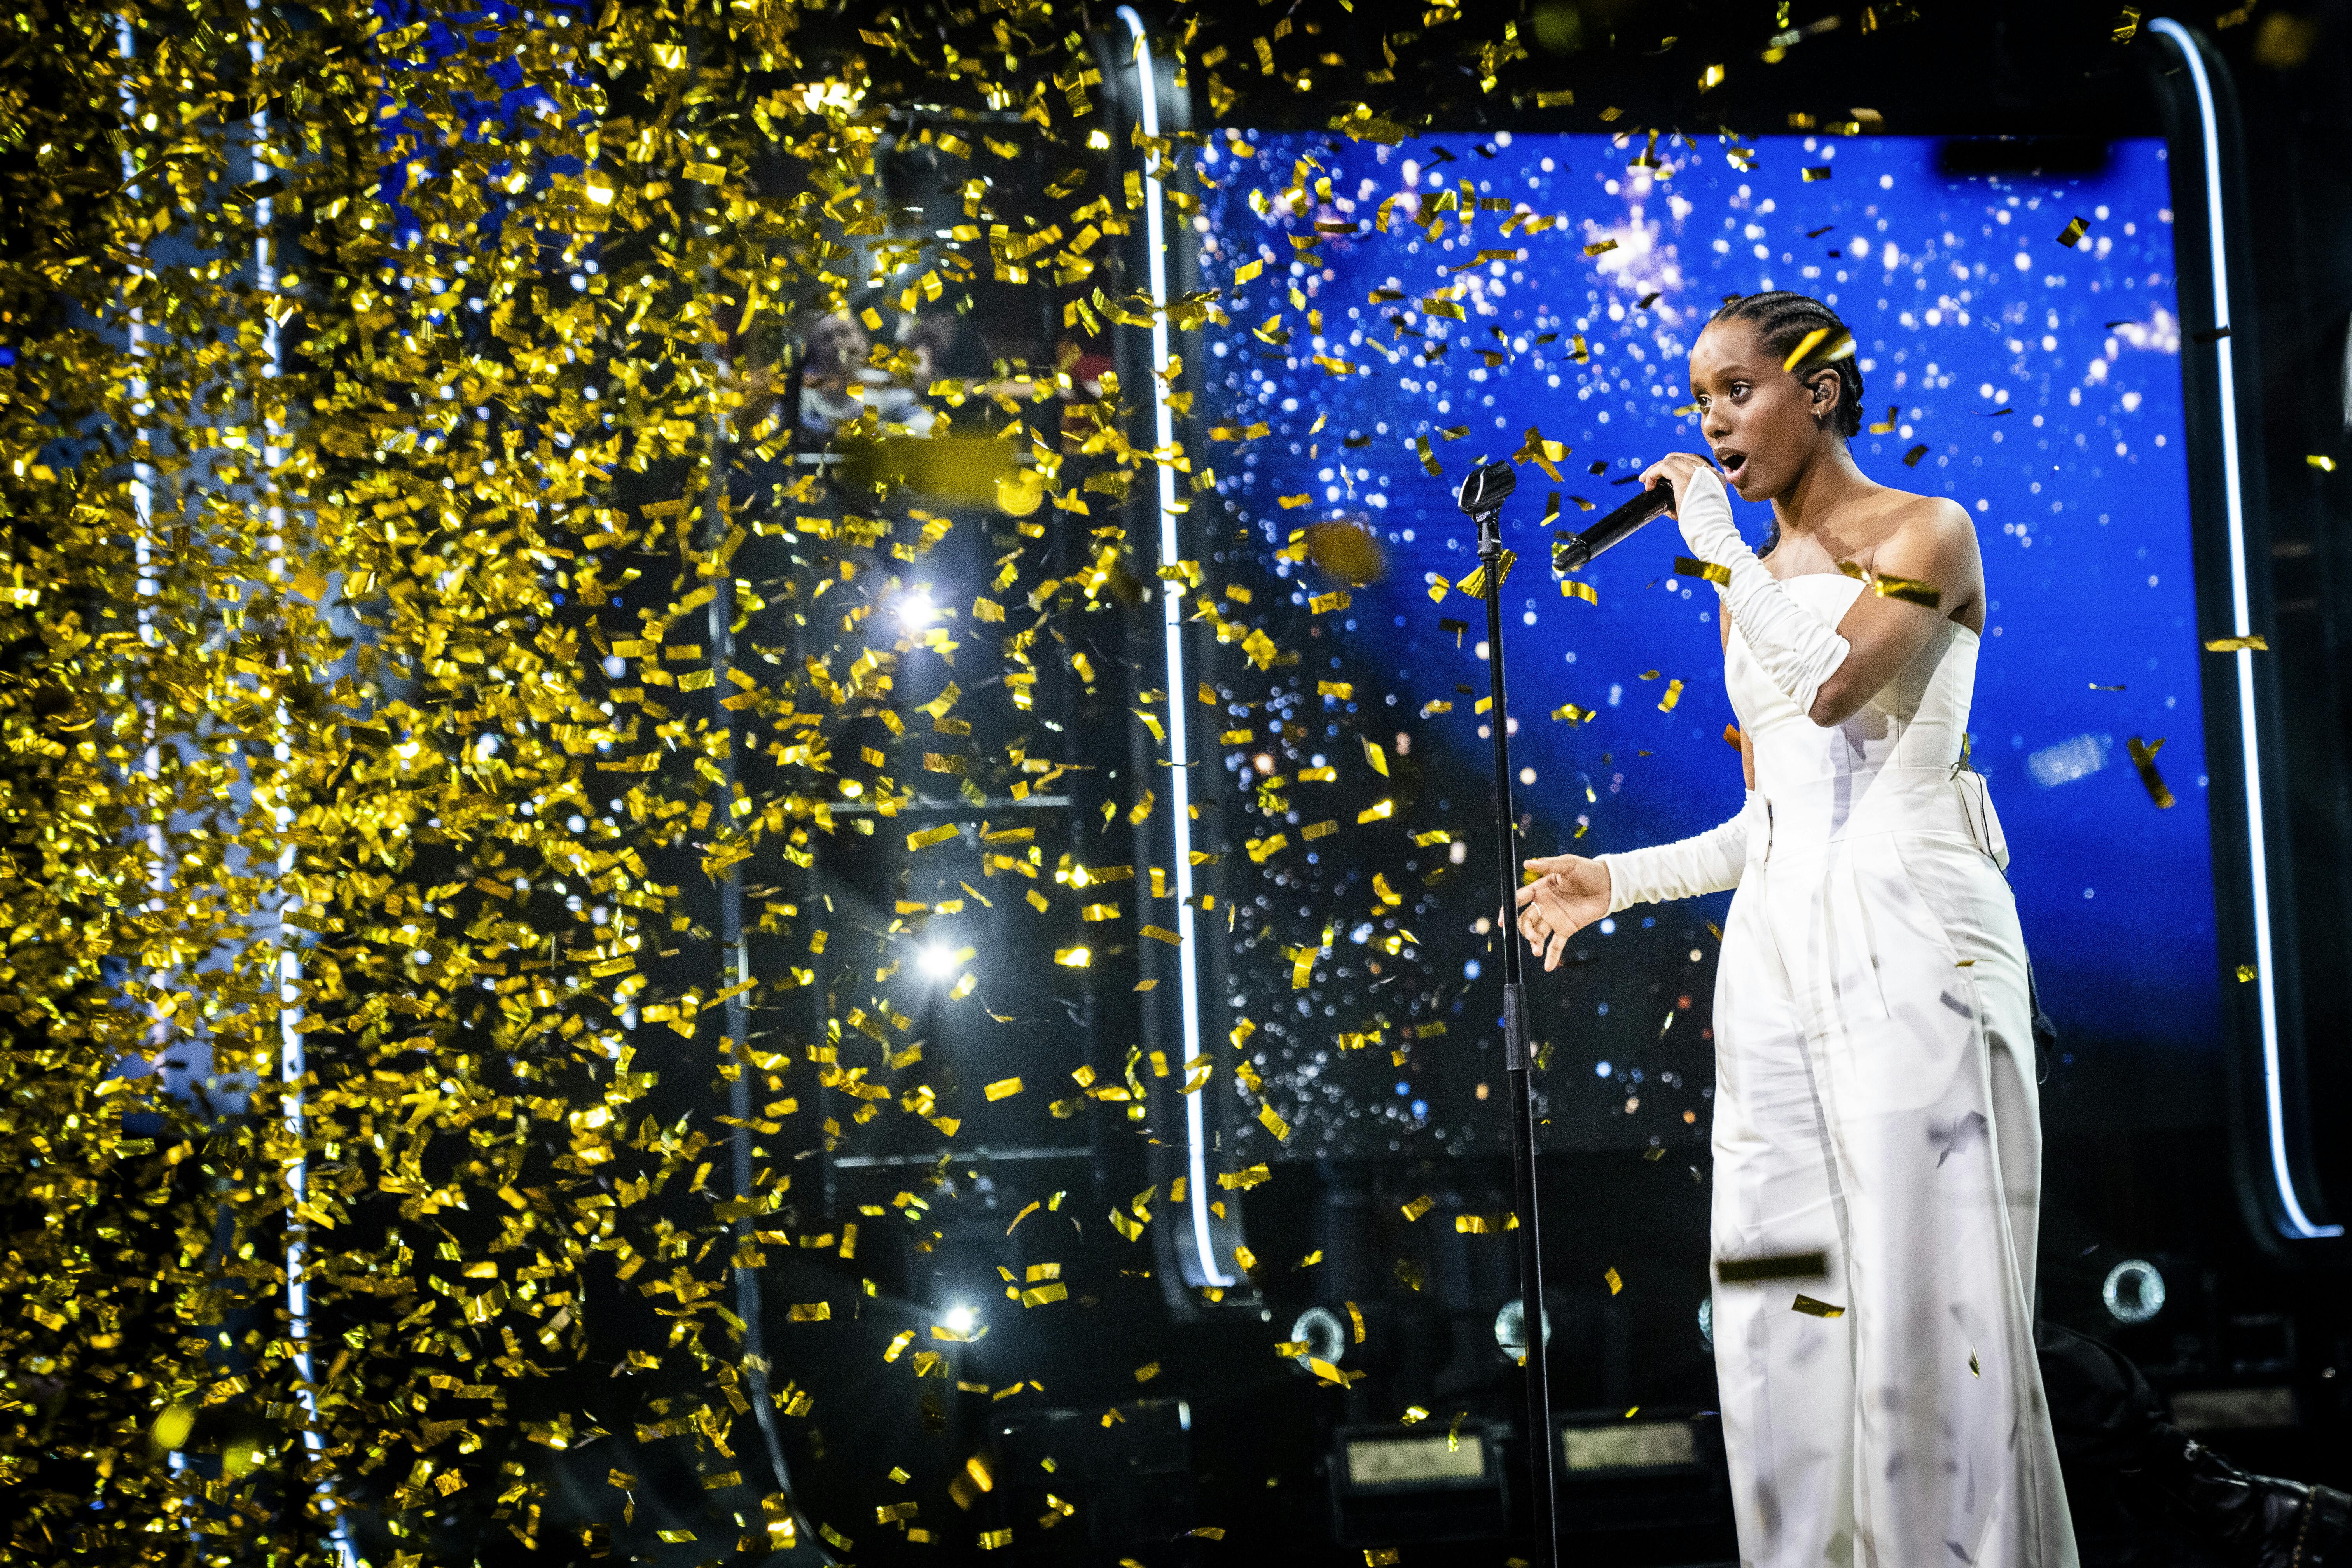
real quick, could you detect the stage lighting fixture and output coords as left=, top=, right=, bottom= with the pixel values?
left=942, top=1302, right=980, bottom=1336
left=1491, top=1297, right=1553, bottom=1362
left=1288, top=1305, right=1349, bottom=1369
left=897, top=590, right=940, bottom=633
left=917, top=942, right=970, bottom=981
left=2102, top=1258, right=2168, bottom=1325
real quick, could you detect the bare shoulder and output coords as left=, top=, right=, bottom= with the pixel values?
left=1870, top=487, right=1978, bottom=570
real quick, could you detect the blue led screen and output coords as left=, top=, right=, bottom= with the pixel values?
left=1197, top=133, right=2218, bottom=1056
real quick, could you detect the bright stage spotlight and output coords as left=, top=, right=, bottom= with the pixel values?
left=1288, top=1306, right=1348, bottom=1370
left=2102, top=1258, right=2168, bottom=1325
left=897, top=589, right=939, bottom=634
left=1491, top=1297, right=1553, bottom=1363
left=941, top=1302, right=980, bottom=1336
left=917, top=942, right=970, bottom=981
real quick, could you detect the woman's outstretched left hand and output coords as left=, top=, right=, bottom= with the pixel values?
left=1514, top=855, right=1612, bottom=972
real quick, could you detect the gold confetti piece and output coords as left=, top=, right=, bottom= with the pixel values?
left=1970, top=1351, right=1982, bottom=1377
left=2238, top=963, right=2259, bottom=982
left=1783, top=325, right=1856, bottom=371
left=1560, top=578, right=1599, bottom=605
left=1134, top=1362, right=1161, bottom=1383
left=1605, top=1267, right=1624, bottom=1295
left=1402, top=1194, right=1435, bottom=1221
left=985, top=1077, right=1025, bottom=1101
left=1583, top=238, right=1619, bottom=256
left=909, top=823, right=961, bottom=851
left=1658, top=679, right=1685, bottom=713
left=1305, top=521, right=1388, bottom=584
left=1674, top=555, right=1732, bottom=586
left=152, top=1405, right=196, bottom=1451
left=1258, top=1104, right=1291, bottom=1141
left=2205, top=634, right=2270, bottom=651
left=2310, top=455, right=2338, bottom=471
left=1309, top=1358, right=1356, bottom=1388
left=2127, top=736, right=2176, bottom=808
left=1903, top=444, right=1932, bottom=467
left=790, top=1303, right=834, bottom=1322
left=1791, top=1295, right=1847, bottom=1319
left=1054, top=946, right=1091, bottom=967
left=1869, top=405, right=1900, bottom=434
left=1871, top=573, right=1943, bottom=608
left=1367, top=1549, right=1401, bottom=1567
left=1801, top=165, right=1832, bottom=181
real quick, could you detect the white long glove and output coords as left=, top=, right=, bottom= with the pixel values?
left=1597, top=791, right=1760, bottom=914
left=1676, top=466, right=1852, bottom=718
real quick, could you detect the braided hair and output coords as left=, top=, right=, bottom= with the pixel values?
left=1707, top=291, right=1864, bottom=439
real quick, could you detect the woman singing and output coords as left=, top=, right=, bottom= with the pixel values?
left=1515, top=292, right=2077, bottom=1567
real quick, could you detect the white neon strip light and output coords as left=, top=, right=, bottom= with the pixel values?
left=1117, top=7, right=1231, bottom=1287
left=2151, top=17, right=2339, bottom=1239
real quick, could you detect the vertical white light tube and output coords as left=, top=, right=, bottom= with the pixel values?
left=1116, top=7, right=1231, bottom=1287
left=2151, top=16, right=2339, bottom=1239
left=247, top=6, right=356, bottom=1552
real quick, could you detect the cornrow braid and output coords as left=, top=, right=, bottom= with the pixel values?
left=1709, top=291, right=1864, bottom=439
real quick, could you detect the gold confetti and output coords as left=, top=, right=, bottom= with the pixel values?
left=2309, top=455, right=2337, bottom=471
left=1792, top=1295, right=1847, bottom=1318
left=2057, top=215, right=2090, bottom=248
left=2127, top=736, right=2176, bottom=808
left=1674, top=556, right=1732, bottom=586
left=1871, top=573, right=1943, bottom=609
left=2205, top=634, right=2270, bottom=651
left=1783, top=325, right=1855, bottom=371
left=2238, top=964, right=2259, bottom=982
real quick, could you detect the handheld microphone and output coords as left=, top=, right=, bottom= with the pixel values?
left=1550, top=482, right=1676, bottom=574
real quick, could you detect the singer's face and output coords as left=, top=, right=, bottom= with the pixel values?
left=1687, top=321, right=1830, bottom=501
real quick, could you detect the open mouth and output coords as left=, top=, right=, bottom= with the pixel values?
left=1719, top=451, right=1748, bottom=480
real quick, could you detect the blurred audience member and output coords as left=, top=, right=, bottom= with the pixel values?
left=798, top=311, right=933, bottom=439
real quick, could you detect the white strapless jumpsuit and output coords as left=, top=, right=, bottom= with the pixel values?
left=1642, top=575, right=2078, bottom=1568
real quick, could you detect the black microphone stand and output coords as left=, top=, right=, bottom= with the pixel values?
left=1460, top=461, right=1560, bottom=1568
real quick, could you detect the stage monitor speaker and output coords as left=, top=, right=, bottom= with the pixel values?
left=1328, top=1421, right=1510, bottom=1545
left=1554, top=1408, right=1730, bottom=1533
